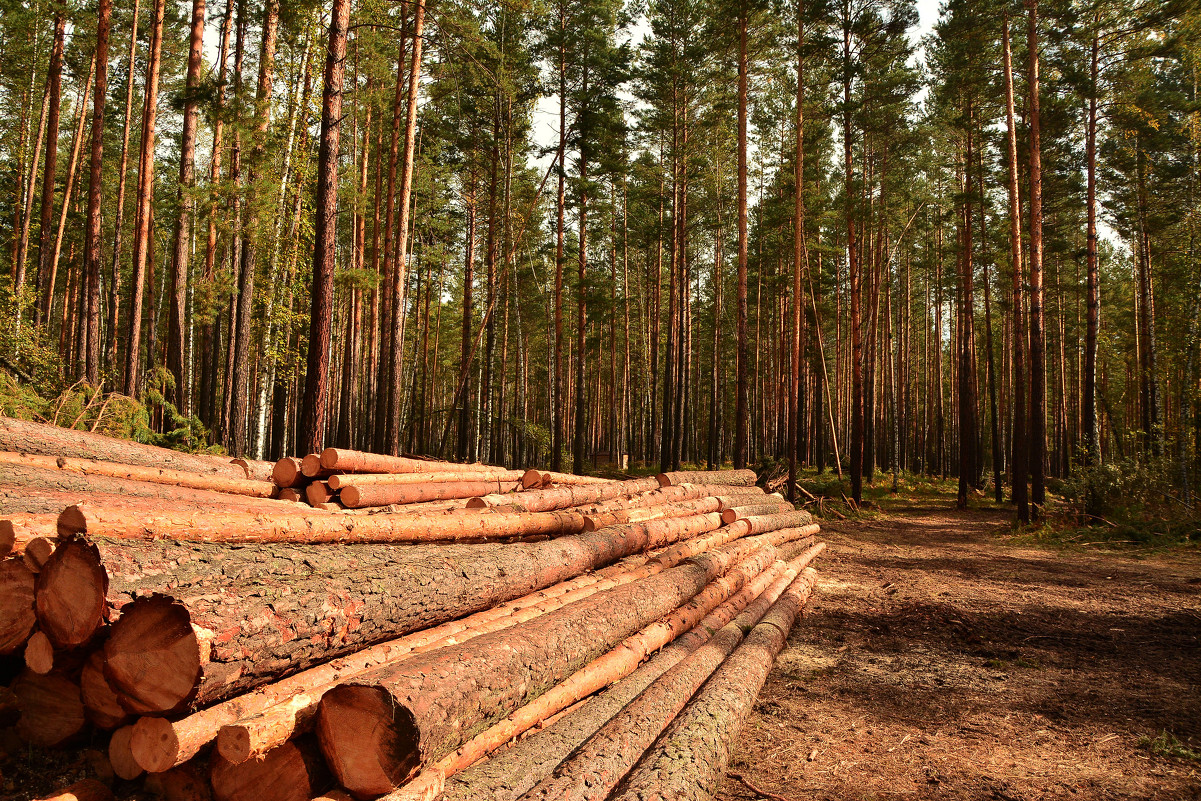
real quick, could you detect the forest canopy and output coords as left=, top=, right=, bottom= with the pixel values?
left=0, top=0, right=1199, bottom=524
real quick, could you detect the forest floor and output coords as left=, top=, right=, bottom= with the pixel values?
left=718, top=491, right=1201, bottom=801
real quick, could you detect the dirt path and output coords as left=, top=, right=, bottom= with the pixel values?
left=719, top=505, right=1201, bottom=801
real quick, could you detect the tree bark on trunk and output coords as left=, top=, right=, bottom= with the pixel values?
left=734, top=4, right=750, bottom=471
left=83, top=0, right=113, bottom=386
left=32, top=11, right=66, bottom=329
left=298, top=0, right=352, bottom=455
left=1026, top=0, right=1046, bottom=512
left=1002, top=12, right=1028, bottom=522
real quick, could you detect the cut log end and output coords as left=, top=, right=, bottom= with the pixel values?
left=210, top=737, right=330, bottom=801
left=0, top=557, right=37, bottom=655
left=316, top=684, right=421, bottom=798
left=24, top=629, right=54, bottom=673
left=34, top=539, right=108, bottom=649
left=272, top=457, right=304, bottom=488
left=300, top=454, right=325, bottom=478
left=23, top=536, right=56, bottom=572
left=109, top=724, right=144, bottom=780
left=1, top=519, right=16, bottom=557
left=80, top=651, right=128, bottom=730
left=129, top=714, right=181, bottom=774
left=104, top=595, right=201, bottom=715
left=520, top=469, right=543, bottom=489
left=463, top=497, right=488, bottom=509
left=12, top=669, right=86, bottom=747
left=56, top=504, right=90, bottom=538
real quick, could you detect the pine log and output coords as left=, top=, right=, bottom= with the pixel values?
left=101, top=514, right=724, bottom=717
left=210, top=737, right=331, bottom=801
left=271, top=458, right=307, bottom=488
left=24, top=629, right=55, bottom=672
left=437, top=553, right=802, bottom=801
left=519, top=469, right=610, bottom=489
left=314, top=546, right=756, bottom=797
left=132, top=516, right=761, bottom=773
left=34, top=779, right=115, bottom=801
left=583, top=498, right=722, bottom=531
left=211, top=525, right=811, bottom=767
left=304, top=481, right=335, bottom=506
left=517, top=564, right=819, bottom=801
left=0, top=465, right=324, bottom=517
left=57, top=502, right=589, bottom=544
left=23, top=536, right=56, bottom=572
left=609, top=567, right=819, bottom=801
left=1, top=557, right=37, bottom=654
left=11, top=668, right=86, bottom=746
left=0, top=452, right=276, bottom=498
left=3, top=514, right=57, bottom=556
left=81, top=650, right=129, bottom=729
left=231, top=457, right=274, bottom=483
left=319, top=449, right=487, bottom=474
left=466, top=477, right=660, bottom=513
left=657, top=469, right=758, bottom=487
left=385, top=543, right=811, bottom=801
left=720, top=501, right=795, bottom=524
left=278, top=489, right=303, bottom=503
left=109, top=724, right=144, bottom=780
left=0, top=416, right=248, bottom=480
left=329, top=469, right=525, bottom=489
left=677, top=482, right=766, bottom=497
left=340, top=480, right=521, bottom=509
left=143, top=761, right=213, bottom=801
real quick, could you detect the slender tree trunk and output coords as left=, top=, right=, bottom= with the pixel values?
left=298, top=0, right=352, bottom=454
left=844, top=15, right=862, bottom=503
left=574, top=56, right=590, bottom=474
left=106, top=0, right=141, bottom=375
left=789, top=9, right=806, bottom=501
left=1026, top=0, right=1047, bottom=512
left=84, top=0, right=113, bottom=385
left=165, top=0, right=207, bottom=417
left=33, top=10, right=66, bottom=329
left=733, top=1, right=750, bottom=471
left=1004, top=12, right=1029, bottom=523
left=552, top=0, right=567, bottom=472
left=123, top=0, right=165, bottom=397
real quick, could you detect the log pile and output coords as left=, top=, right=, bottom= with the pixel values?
left=0, top=417, right=826, bottom=801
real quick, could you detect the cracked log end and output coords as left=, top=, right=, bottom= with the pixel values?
left=35, top=540, right=107, bottom=649
left=80, top=651, right=129, bottom=730
left=0, top=520, right=16, bottom=557
left=0, top=558, right=36, bottom=654
left=316, top=684, right=421, bottom=799
left=11, top=669, right=86, bottom=747
left=104, top=596, right=201, bottom=714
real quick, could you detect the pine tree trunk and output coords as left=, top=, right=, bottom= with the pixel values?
left=83, top=0, right=112, bottom=386
left=1026, top=0, right=1047, bottom=511
left=298, top=0, right=352, bottom=454
left=734, top=4, right=750, bottom=471
left=123, top=0, right=165, bottom=397
left=33, top=11, right=66, bottom=329
left=1003, top=12, right=1028, bottom=522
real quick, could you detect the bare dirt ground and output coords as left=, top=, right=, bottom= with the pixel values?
left=719, top=504, right=1201, bottom=801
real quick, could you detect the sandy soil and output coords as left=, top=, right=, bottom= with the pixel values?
left=718, top=505, right=1201, bottom=801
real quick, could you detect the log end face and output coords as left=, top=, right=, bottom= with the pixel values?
left=271, top=458, right=303, bottom=488
left=316, top=685, right=421, bottom=799
left=339, top=486, right=361, bottom=508
left=80, top=651, right=129, bottom=730
left=104, top=596, right=201, bottom=715
left=464, top=497, right=487, bottom=509
left=56, top=504, right=89, bottom=539
left=215, top=723, right=252, bottom=765
left=720, top=509, right=739, bottom=525
left=24, top=629, right=54, bottom=673
left=130, top=715, right=180, bottom=774
left=109, top=724, right=145, bottom=780
left=520, top=469, right=542, bottom=490
left=35, top=539, right=107, bottom=650
left=301, top=454, right=325, bottom=479
left=656, top=473, right=672, bottom=488
left=0, top=558, right=36, bottom=655
left=319, top=447, right=340, bottom=470
left=11, top=669, right=86, bottom=748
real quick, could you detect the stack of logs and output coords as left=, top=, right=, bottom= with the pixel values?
left=0, top=416, right=825, bottom=801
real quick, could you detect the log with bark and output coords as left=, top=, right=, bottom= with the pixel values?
left=271, top=458, right=309, bottom=488
left=1, top=557, right=37, bottom=654
left=437, top=548, right=819, bottom=801
left=720, top=500, right=795, bottom=524
left=314, top=541, right=772, bottom=797
left=3, top=513, right=57, bottom=556
left=328, top=469, right=525, bottom=489
left=657, top=469, right=758, bottom=487
left=519, top=469, right=609, bottom=489
left=609, top=568, right=819, bottom=801
left=56, top=503, right=589, bottom=544
left=465, top=477, right=661, bottom=513
left=318, top=449, right=488, bottom=475
left=0, top=416, right=250, bottom=481
left=386, top=542, right=823, bottom=801
left=85, top=514, right=724, bottom=716
left=339, top=480, right=521, bottom=509
left=0, top=452, right=277, bottom=498
left=515, top=563, right=819, bottom=801
left=304, top=481, right=335, bottom=506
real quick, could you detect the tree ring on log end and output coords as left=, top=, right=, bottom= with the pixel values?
left=104, top=595, right=202, bottom=714
left=35, top=539, right=108, bottom=648
left=316, top=685, right=420, bottom=799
